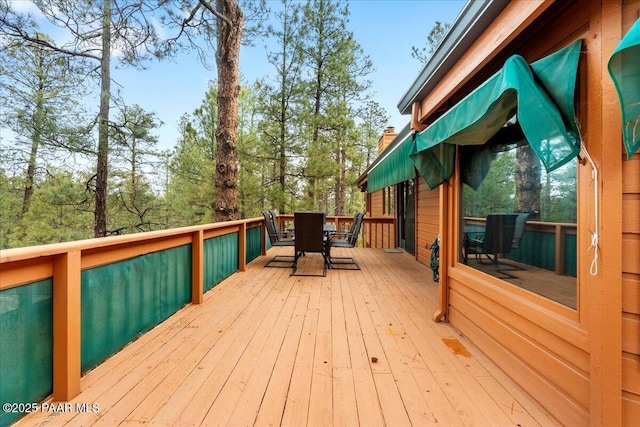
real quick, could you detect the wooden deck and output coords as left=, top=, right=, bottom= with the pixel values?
left=17, top=248, right=558, bottom=426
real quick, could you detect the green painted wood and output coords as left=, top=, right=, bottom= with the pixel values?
left=81, top=245, right=191, bottom=373
left=0, top=279, right=53, bottom=427
left=204, top=233, right=239, bottom=292
left=507, top=231, right=577, bottom=277
left=246, top=226, right=262, bottom=264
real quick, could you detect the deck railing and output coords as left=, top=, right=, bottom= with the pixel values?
left=276, top=214, right=397, bottom=249
left=0, top=214, right=395, bottom=427
left=464, top=217, right=577, bottom=276
left=0, top=218, right=264, bottom=427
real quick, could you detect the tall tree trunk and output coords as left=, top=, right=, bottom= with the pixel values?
left=22, top=142, right=37, bottom=215
left=335, top=147, right=346, bottom=215
left=278, top=85, right=286, bottom=214
left=307, top=72, right=322, bottom=206
left=22, top=107, right=42, bottom=215
left=95, top=0, right=111, bottom=237
left=214, top=0, right=243, bottom=222
left=22, top=57, right=47, bottom=216
left=514, top=144, right=541, bottom=219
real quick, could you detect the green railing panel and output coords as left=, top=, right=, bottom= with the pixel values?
left=508, top=231, right=555, bottom=270
left=246, top=226, right=262, bottom=264
left=0, top=279, right=53, bottom=427
left=204, top=233, right=239, bottom=292
left=507, top=231, right=577, bottom=277
left=564, top=234, right=577, bottom=277
left=81, top=245, right=191, bottom=373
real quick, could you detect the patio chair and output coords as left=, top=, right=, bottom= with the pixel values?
left=465, top=213, right=520, bottom=278
left=291, top=211, right=329, bottom=277
left=328, top=211, right=365, bottom=270
left=262, top=210, right=295, bottom=268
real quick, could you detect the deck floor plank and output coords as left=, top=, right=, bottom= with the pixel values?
left=357, top=253, right=445, bottom=426
left=364, top=250, right=503, bottom=426
left=340, top=267, right=386, bottom=427
left=15, top=247, right=557, bottom=427
left=253, top=279, right=312, bottom=427
left=174, top=268, right=296, bottom=426
left=279, top=274, right=322, bottom=427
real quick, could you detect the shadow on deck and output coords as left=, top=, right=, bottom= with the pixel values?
left=17, top=247, right=557, bottom=426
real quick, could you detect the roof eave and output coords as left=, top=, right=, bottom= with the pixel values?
left=397, top=1, right=509, bottom=115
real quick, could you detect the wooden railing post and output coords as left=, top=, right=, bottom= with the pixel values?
left=192, top=230, right=204, bottom=304
left=261, top=222, right=267, bottom=256
left=554, top=225, right=566, bottom=275
left=239, top=223, right=247, bottom=272
left=52, top=249, right=81, bottom=401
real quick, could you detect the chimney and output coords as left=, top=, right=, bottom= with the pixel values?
left=378, top=126, right=397, bottom=154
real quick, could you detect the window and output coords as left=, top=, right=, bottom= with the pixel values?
left=459, top=130, right=577, bottom=309
left=383, top=186, right=394, bottom=216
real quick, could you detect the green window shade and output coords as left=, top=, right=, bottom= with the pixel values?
left=411, top=39, right=583, bottom=189
left=367, top=133, right=416, bottom=193
left=608, top=18, right=640, bottom=159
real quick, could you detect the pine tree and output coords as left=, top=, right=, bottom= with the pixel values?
left=298, top=0, right=373, bottom=211
left=1, top=0, right=163, bottom=237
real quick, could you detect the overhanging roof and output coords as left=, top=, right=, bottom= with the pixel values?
left=397, top=1, right=509, bottom=116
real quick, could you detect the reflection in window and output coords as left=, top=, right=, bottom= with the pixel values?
left=459, top=134, right=577, bottom=309
left=383, top=186, right=394, bottom=215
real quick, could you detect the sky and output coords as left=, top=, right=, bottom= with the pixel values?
left=114, top=0, right=466, bottom=150
left=4, top=0, right=467, bottom=151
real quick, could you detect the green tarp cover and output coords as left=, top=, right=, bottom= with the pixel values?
left=367, top=133, right=416, bottom=193
left=608, top=18, right=640, bottom=159
left=410, top=39, right=583, bottom=189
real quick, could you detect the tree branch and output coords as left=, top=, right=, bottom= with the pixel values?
left=0, top=17, right=101, bottom=61
left=198, top=0, right=232, bottom=27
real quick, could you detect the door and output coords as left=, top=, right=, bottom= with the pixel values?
left=398, top=179, right=416, bottom=255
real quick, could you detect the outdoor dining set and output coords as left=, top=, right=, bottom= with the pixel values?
left=261, top=210, right=365, bottom=277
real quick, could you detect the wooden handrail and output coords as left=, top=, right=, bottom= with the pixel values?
left=274, top=214, right=397, bottom=249
left=0, top=217, right=265, bottom=402
left=0, top=218, right=265, bottom=290
left=0, top=214, right=397, bottom=403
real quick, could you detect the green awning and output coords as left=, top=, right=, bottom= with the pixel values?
left=367, top=132, right=416, bottom=193
left=410, top=39, right=583, bottom=189
left=608, top=18, right=640, bottom=159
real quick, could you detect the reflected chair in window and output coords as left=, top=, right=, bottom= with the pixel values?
left=511, top=213, right=530, bottom=250
left=291, top=212, right=329, bottom=277
left=328, top=212, right=365, bottom=270
left=262, top=210, right=295, bottom=268
left=465, top=213, right=520, bottom=279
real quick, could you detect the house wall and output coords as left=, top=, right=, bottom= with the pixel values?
left=415, top=177, right=439, bottom=267
left=622, top=151, right=640, bottom=424
left=409, top=0, right=639, bottom=424
left=621, top=2, right=640, bottom=424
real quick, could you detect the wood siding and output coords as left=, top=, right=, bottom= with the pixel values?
left=407, top=1, right=638, bottom=425
left=621, top=1, right=640, bottom=423
left=622, top=154, right=640, bottom=422
left=416, top=178, right=440, bottom=267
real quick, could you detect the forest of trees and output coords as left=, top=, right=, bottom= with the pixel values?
left=462, top=148, right=577, bottom=224
left=0, top=0, right=390, bottom=249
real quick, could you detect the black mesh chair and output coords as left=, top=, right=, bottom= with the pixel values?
left=328, top=211, right=364, bottom=270
left=291, top=212, right=329, bottom=276
left=262, top=210, right=295, bottom=268
left=511, top=213, right=531, bottom=250
left=465, top=213, right=519, bottom=278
